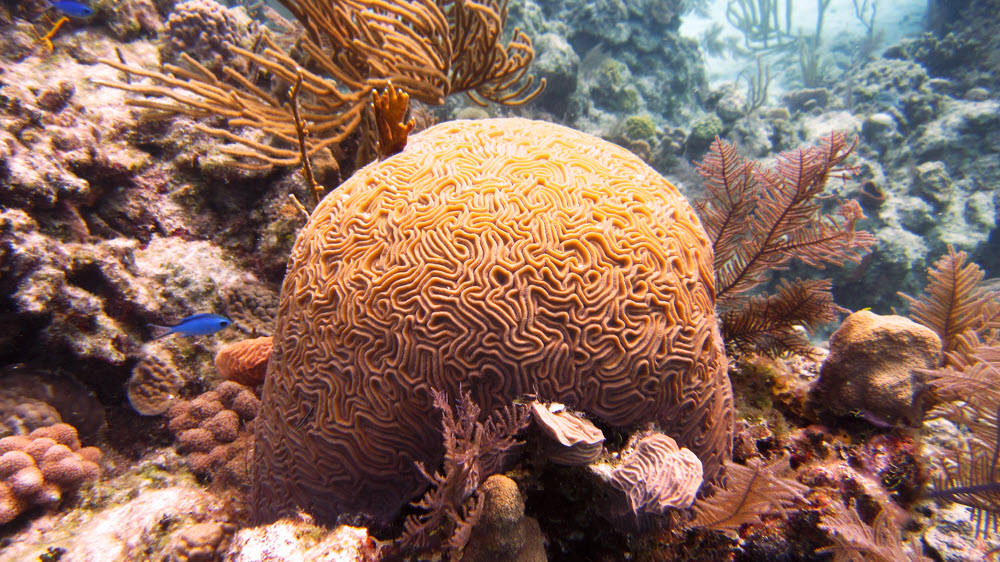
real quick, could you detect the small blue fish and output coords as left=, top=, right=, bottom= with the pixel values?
left=149, top=313, right=232, bottom=340
left=48, top=1, right=94, bottom=17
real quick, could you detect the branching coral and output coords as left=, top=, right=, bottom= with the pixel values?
left=99, top=0, right=543, bottom=174
left=693, top=132, right=876, bottom=356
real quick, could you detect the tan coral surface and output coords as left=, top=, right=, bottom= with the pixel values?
left=251, top=118, right=733, bottom=523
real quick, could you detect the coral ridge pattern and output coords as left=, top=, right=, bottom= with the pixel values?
left=251, top=118, right=734, bottom=524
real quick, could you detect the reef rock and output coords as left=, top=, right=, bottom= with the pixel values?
left=225, top=521, right=377, bottom=562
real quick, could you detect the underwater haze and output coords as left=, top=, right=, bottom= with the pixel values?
left=0, top=0, right=998, bottom=560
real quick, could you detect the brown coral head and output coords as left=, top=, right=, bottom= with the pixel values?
left=607, top=433, right=704, bottom=514
left=251, top=118, right=733, bottom=525
left=215, top=336, right=273, bottom=387
left=530, top=401, right=605, bottom=465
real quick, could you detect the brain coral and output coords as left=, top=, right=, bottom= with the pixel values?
left=252, top=118, right=733, bottom=524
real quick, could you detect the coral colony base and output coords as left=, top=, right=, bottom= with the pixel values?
left=0, top=0, right=999, bottom=560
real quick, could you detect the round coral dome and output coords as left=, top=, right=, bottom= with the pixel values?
left=251, top=118, right=733, bottom=524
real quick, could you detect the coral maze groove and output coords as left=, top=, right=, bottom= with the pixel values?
left=251, top=118, right=734, bottom=524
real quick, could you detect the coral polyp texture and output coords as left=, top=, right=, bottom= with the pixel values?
left=167, top=381, right=259, bottom=479
left=0, top=423, right=101, bottom=524
left=252, top=118, right=733, bottom=524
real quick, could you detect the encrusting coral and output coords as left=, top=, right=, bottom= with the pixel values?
left=166, top=521, right=237, bottom=562
left=161, top=0, right=252, bottom=72
left=251, top=117, right=734, bottom=525
left=0, top=423, right=101, bottom=524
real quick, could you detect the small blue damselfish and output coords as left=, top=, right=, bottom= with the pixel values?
left=49, top=1, right=94, bottom=17
left=148, top=313, right=232, bottom=340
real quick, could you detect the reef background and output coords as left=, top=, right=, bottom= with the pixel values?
left=0, top=0, right=998, bottom=559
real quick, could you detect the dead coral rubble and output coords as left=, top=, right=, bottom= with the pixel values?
left=0, top=423, right=102, bottom=524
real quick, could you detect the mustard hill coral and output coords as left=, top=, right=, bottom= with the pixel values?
left=251, top=118, right=733, bottom=524
left=817, top=310, right=942, bottom=425
left=461, top=474, right=546, bottom=562
left=0, top=423, right=101, bottom=524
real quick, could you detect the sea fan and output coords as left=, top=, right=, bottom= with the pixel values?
left=691, top=453, right=808, bottom=537
left=694, top=132, right=876, bottom=355
left=395, top=388, right=530, bottom=560
left=900, top=245, right=999, bottom=365
left=816, top=499, right=929, bottom=562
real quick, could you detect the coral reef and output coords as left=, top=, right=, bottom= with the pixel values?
left=127, top=354, right=186, bottom=416
left=599, top=432, right=704, bottom=514
left=166, top=521, right=237, bottom=562
left=221, top=281, right=279, bottom=337
left=0, top=423, right=101, bottom=524
left=530, top=402, right=605, bottom=465
left=0, top=367, right=106, bottom=440
left=252, top=117, right=733, bottom=525
left=161, top=0, right=254, bottom=72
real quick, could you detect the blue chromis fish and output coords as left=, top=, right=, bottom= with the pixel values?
left=48, top=1, right=94, bottom=17
left=149, top=313, right=232, bottom=340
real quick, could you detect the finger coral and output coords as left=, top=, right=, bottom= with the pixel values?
left=0, top=423, right=101, bottom=524
left=251, top=118, right=734, bottom=524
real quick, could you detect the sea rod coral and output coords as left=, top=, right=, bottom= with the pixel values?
left=251, top=117, right=734, bottom=525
